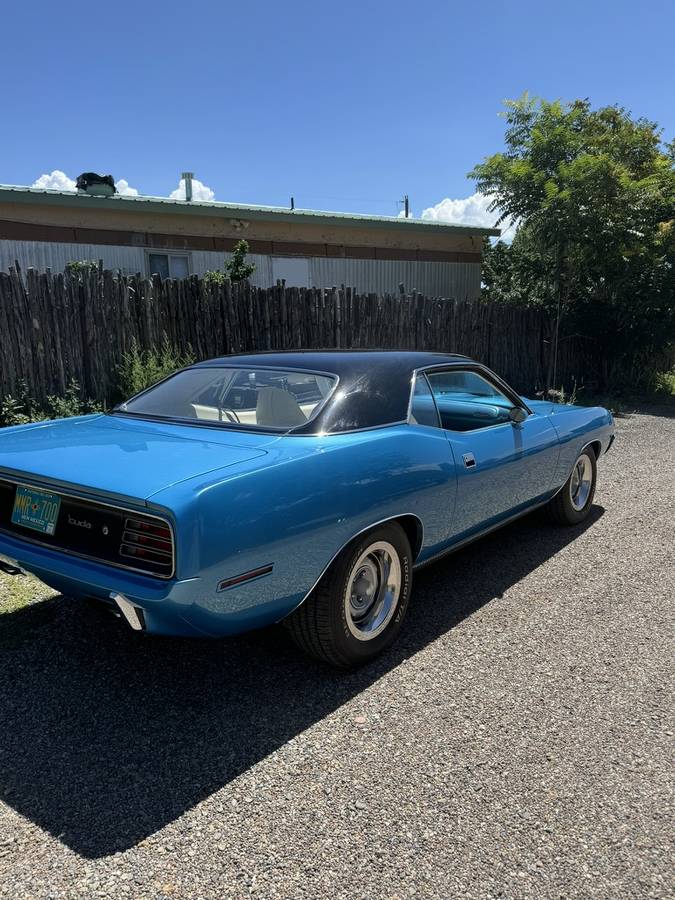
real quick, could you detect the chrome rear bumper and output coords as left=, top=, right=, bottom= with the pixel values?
left=111, top=592, right=146, bottom=631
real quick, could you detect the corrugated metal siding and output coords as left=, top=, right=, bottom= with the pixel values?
left=189, top=251, right=273, bottom=287
left=0, top=240, right=481, bottom=299
left=0, top=240, right=147, bottom=274
left=309, top=257, right=481, bottom=298
left=0, top=241, right=275, bottom=285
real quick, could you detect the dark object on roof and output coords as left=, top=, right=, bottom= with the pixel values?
left=75, top=173, right=116, bottom=196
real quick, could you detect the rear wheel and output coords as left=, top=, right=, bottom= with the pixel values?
left=545, top=448, right=597, bottom=525
left=285, top=522, right=412, bottom=668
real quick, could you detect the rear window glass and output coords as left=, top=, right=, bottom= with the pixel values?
left=116, top=367, right=336, bottom=431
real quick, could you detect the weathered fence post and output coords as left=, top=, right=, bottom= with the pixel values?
left=0, top=268, right=602, bottom=406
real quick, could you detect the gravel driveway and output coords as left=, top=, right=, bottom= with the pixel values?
left=0, top=407, right=673, bottom=899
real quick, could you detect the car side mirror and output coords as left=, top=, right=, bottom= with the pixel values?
left=509, top=406, right=528, bottom=425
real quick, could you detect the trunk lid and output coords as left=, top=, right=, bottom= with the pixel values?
left=0, top=414, right=268, bottom=503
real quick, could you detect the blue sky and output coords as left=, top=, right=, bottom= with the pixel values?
left=2, top=0, right=673, bottom=229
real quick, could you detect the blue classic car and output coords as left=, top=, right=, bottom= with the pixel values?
left=0, top=351, right=614, bottom=666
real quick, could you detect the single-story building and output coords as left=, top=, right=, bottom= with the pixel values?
left=0, top=181, right=499, bottom=297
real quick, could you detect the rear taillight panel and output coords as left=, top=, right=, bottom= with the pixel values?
left=0, top=478, right=175, bottom=579
left=120, top=517, right=174, bottom=576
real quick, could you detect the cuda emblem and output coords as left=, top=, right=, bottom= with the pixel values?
left=68, top=515, right=92, bottom=530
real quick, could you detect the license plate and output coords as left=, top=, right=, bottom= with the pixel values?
left=11, top=485, right=61, bottom=536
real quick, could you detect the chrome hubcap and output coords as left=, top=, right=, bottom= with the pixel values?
left=569, top=453, right=593, bottom=511
left=345, top=541, right=401, bottom=641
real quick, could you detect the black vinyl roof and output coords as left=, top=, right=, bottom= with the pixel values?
left=197, top=350, right=474, bottom=433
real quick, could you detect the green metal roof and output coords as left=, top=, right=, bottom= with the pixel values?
left=0, top=184, right=500, bottom=237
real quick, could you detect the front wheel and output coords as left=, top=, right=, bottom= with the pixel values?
left=285, top=522, right=412, bottom=668
left=545, top=448, right=597, bottom=525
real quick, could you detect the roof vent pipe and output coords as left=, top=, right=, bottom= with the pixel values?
left=182, top=171, right=194, bottom=202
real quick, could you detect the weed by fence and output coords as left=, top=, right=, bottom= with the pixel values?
left=0, top=263, right=600, bottom=406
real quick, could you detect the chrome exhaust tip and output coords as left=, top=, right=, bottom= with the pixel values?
left=111, top=593, right=146, bottom=631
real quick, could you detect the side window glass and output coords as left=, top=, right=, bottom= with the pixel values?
left=409, top=373, right=440, bottom=428
left=429, top=370, right=501, bottom=397
left=426, top=370, right=513, bottom=432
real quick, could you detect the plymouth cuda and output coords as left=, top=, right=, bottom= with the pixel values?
left=0, top=351, right=614, bottom=666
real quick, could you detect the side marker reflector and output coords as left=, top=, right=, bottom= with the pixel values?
left=217, top=564, right=273, bottom=593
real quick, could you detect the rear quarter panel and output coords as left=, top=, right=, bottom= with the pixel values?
left=151, top=425, right=457, bottom=634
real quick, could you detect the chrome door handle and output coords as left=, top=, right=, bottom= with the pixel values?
left=463, top=453, right=476, bottom=468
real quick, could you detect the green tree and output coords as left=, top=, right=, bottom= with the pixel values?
left=226, top=239, right=255, bottom=282
left=204, top=239, right=256, bottom=286
left=471, top=96, right=675, bottom=386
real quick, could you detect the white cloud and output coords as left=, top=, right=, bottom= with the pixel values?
left=115, top=179, right=139, bottom=196
left=421, top=192, right=517, bottom=241
left=31, top=170, right=140, bottom=196
left=31, top=170, right=76, bottom=191
left=169, top=177, right=215, bottom=202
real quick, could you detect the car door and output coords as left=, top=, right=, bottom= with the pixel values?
left=424, top=367, right=560, bottom=539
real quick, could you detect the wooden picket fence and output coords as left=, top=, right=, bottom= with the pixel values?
left=0, top=263, right=600, bottom=405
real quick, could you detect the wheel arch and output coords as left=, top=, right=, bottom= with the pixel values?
left=587, top=439, right=602, bottom=459
left=395, top=514, right=424, bottom=561
left=550, top=437, right=601, bottom=502
left=286, top=513, right=424, bottom=619
left=335, top=513, right=424, bottom=565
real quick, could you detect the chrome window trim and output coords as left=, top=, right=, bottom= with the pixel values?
left=114, top=359, right=530, bottom=438
left=409, top=362, right=533, bottom=435
left=405, top=371, right=416, bottom=422
left=414, top=362, right=532, bottom=415
left=314, top=420, right=409, bottom=437
left=0, top=475, right=176, bottom=580
left=113, top=364, right=340, bottom=435
left=407, top=370, right=442, bottom=428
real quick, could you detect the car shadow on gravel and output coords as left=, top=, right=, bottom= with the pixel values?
left=0, top=506, right=604, bottom=858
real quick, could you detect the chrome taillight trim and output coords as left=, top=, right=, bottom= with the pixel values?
left=119, top=545, right=174, bottom=570
left=121, top=528, right=173, bottom=553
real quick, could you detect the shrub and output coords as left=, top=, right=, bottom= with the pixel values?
left=0, top=381, right=43, bottom=427
left=0, top=341, right=195, bottom=428
left=204, top=239, right=255, bottom=285
left=203, top=269, right=227, bottom=287
left=65, top=260, right=99, bottom=276
left=0, top=395, right=36, bottom=428
left=653, top=368, right=675, bottom=396
left=45, top=381, right=103, bottom=419
left=0, top=379, right=102, bottom=428
left=117, top=338, right=195, bottom=399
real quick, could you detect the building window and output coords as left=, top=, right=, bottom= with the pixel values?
left=147, top=252, right=190, bottom=279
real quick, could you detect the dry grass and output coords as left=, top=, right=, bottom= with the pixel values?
left=0, top=571, right=54, bottom=615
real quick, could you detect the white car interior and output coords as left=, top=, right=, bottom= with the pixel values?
left=192, top=387, right=319, bottom=427
left=121, top=366, right=335, bottom=430
left=186, top=369, right=333, bottom=428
